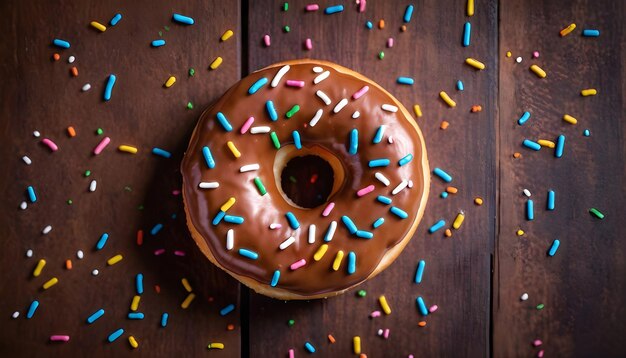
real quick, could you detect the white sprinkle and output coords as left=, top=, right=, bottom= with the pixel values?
left=269, top=223, right=282, bottom=230
left=308, top=224, right=316, bottom=244
left=377, top=329, right=384, bottom=336
left=199, top=182, right=220, bottom=189
left=408, top=180, right=414, bottom=188
left=226, top=229, right=234, bottom=250
left=392, top=180, right=409, bottom=195
left=92, top=269, right=99, bottom=276
left=89, top=180, right=97, bottom=192
left=388, top=136, right=394, bottom=144
left=333, top=98, right=348, bottom=113
left=26, top=249, right=33, bottom=258
left=271, top=65, right=290, bottom=87
left=20, top=201, right=27, bottom=210
left=250, top=126, right=271, bottom=134
left=313, top=71, right=330, bottom=84
left=22, top=156, right=32, bottom=165
left=240, top=164, right=260, bottom=172
left=516, top=56, right=522, bottom=63
left=352, top=111, right=360, bottom=119
left=521, top=293, right=529, bottom=301
left=309, top=109, right=324, bottom=127
left=279, top=236, right=296, bottom=250
left=316, top=90, right=332, bottom=105
left=68, top=55, right=75, bottom=63
left=77, top=250, right=84, bottom=259
left=381, top=104, right=398, bottom=112
left=325, top=221, right=337, bottom=242
left=12, top=311, right=19, bottom=319
left=523, top=189, right=531, bottom=197
left=33, top=131, right=41, bottom=138
left=42, top=225, right=52, bottom=235
left=82, top=83, right=91, bottom=92
left=312, top=66, right=324, bottom=73
left=375, top=172, right=391, bottom=186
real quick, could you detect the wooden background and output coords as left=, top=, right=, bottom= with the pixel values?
left=0, top=0, right=623, bottom=357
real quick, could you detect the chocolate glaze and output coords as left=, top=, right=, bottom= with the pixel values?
left=182, top=60, right=427, bottom=297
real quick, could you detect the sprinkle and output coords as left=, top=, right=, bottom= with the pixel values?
left=208, top=57, right=223, bottom=70
left=238, top=248, right=258, bottom=260
left=90, top=21, right=106, bottom=32
left=216, top=112, right=233, bottom=131
left=548, top=240, right=560, bottom=256
left=516, top=56, right=522, bottom=63
left=163, top=76, right=176, bottom=88
left=356, top=185, right=375, bottom=197
left=279, top=236, right=296, bottom=250
left=306, top=4, right=320, bottom=11
left=286, top=105, right=300, bottom=118
left=316, top=90, right=332, bottom=105
left=333, top=98, right=349, bottom=113
left=381, top=104, right=398, bottom=112
left=433, top=167, right=452, bottom=182
left=220, top=29, right=234, bottom=41
left=128, top=312, right=145, bottom=320
left=48, top=335, right=70, bottom=343
left=286, top=80, right=305, bottom=88
left=371, top=217, right=385, bottom=229
left=379, top=295, right=391, bottom=314
left=118, top=145, right=138, bottom=154
left=25, top=300, right=39, bottom=319
left=397, top=77, right=414, bottom=85
left=269, top=270, right=281, bottom=287
left=24, top=185, right=37, bottom=203
left=305, top=38, right=313, bottom=50
left=284, top=212, right=300, bottom=229
left=555, top=135, right=565, bottom=158
left=271, top=65, right=290, bottom=87
left=526, top=199, right=534, bottom=220
left=151, top=39, right=166, bottom=47
left=453, top=212, right=465, bottom=229
left=248, top=77, right=268, bottom=94
left=107, top=328, right=124, bottom=343
left=467, top=0, right=475, bottom=16
left=92, top=136, right=111, bottom=155
left=33, top=259, right=46, bottom=277
left=523, top=139, right=541, bottom=151
left=539, top=141, right=556, bottom=149
left=22, top=156, right=32, bottom=165
left=332, top=251, right=344, bottom=271
left=313, top=71, right=330, bottom=84
left=172, top=13, right=194, bottom=25
left=530, top=64, right=547, bottom=78
left=379, top=19, right=385, bottom=29
left=180, top=293, right=195, bottom=309
left=547, top=190, right=555, bottom=210
left=439, top=91, right=456, bottom=107
left=463, top=22, right=471, bottom=47
left=441, top=191, right=449, bottom=199
left=225, top=141, right=241, bottom=158
left=250, top=126, right=271, bottom=134
left=103, top=74, right=116, bottom=101
left=224, top=215, right=244, bottom=224
left=518, top=111, right=531, bottom=125
left=328, top=334, right=336, bottom=343
left=92, top=269, right=99, bottom=276
left=304, top=342, right=316, bottom=353
left=413, top=104, right=423, bottom=117
left=415, top=260, right=426, bottom=283
left=390, top=206, right=408, bottom=219
left=563, top=114, right=578, bottom=125
left=254, top=177, right=267, bottom=195
left=127, top=336, right=139, bottom=349
left=398, top=154, right=413, bottom=166
left=290, top=259, right=307, bottom=270
left=356, top=230, right=373, bottom=239
left=369, top=158, right=390, bottom=168
left=107, top=254, right=123, bottom=266
left=353, top=336, right=361, bottom=354
left=465, top=57, right=485, bottom=70
left=52, top=38, right=70, bottom=48
left=372, top=125, right=386, bottom=144
left=88, top=179, right=97, bottom=192
left=457, top=80, right=464, bottom=91
left=324, top=5, right=344, bottom=14
left=80, top=83, right=91, bottom=92
left=392, top=180, right=409, bottom=195
left=322, top=202, right=335, bottom=217
left=96, top=233, right=109, bottom=250
left=199, top=182, right=219, bottom=189
left=160, top=313, right=169, bottom=327
left=265, top=100, right=278, bottom=121
left=353, top=110, right=361, bottom=117
left=313, top=244, right=329, bottom=261
left=536, top=303, right=544, bottom=310
left=582, top=29, right=600, bottom=37
left=559, top=23, right=576, bottom=36
left=41, top=138, right=59, bottom=152
left=404, top=4, right=414, bottom=22
left=589, top=208, right=605, bottom=219
left=42, top=225, right=52, bottom=235
left=520, top=293, right=529, bottom=301
left=341, top=215, right=358, bottom=234
left=377, top=195, right=392, bottom=205
left=428, top=219, right=446, bottom=233
left=532, top=51, right=539, bottom=58
left=77, top=250, right=84, bottom=259
left=324, top=221, right=338, bottom=242
left=238, top=164, right=259, bottom=173
left=581, top=89, right=597, bottom=96
left=26, top=249, right=33, bottom=257
left=110, top=13, right=122, bottom=26
left=416, top=297, right=428, bottom=316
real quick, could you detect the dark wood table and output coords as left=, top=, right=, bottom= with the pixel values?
left=1, top=0, right=624, bottom=356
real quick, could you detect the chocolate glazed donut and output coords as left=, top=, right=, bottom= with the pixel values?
left=181, top=59, right=429, bottom=300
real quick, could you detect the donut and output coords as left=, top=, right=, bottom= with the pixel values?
left=181, top=59, right=429, bottom=300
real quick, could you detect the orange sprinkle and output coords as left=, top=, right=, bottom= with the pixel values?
left=471, top=105, right=482, bottom=112
left=474, top=197, right=484, bottom=206
left=444, top=229, right=452, bottom=237
left=513, top=152, right=521, bottom=158
left=227, top=324, right=235, bottom=331
left=418, top=321, right=427, bottom=327
left=67, top=126, right=76, bottom=137
left=360, top=354, right=367, bottom=358
left=440, top=121, right=449, bottom=130
left=378, top=19, right=385, bottom=29
left=52, top=53, right=60, bottom=61
left=154, top=285, right=161, bottom=293
left=65, top=259, right=73, bottom=270
left=328, top=334, right=336, bottom=343
left=70, top=66, right=78, bottom=77
left=136, top=230, right=144, bottom=246
left=446, top=186, right=458, bottom=194
left=400, top=25, right=407, bottom=32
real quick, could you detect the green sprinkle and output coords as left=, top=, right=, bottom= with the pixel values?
left=287, top=319, right=295, bottom=326
left=357, top=290, right=367, bottom=297
left=164, top=26, right=170, bottom=31
left=96, top=128, right=103, bottom=135
left=283, top=2, right=288, bottom=11
left=378, top=51, right=385, bottom=60
left=189, top=68, right=195, bottom=76
left=84, top=170, right=91, bottom=177
left=124, top=186, right=132, bottom=192
left=67, top=199, right=73, bottom=205
left=187, top=102, right=194, bottom=109
left=285, top=105, right=300, bottom=118
left=283, top=25, right=290, bottom=33
left=158, top=31, right=163, bottom=37
left=253, top=177, right=267, bottom=196
left=589, top=208, right=605, bottom=219
left=138, top=205, right=144, bottom=210
left=536, top=303, right=544, bottom=310
left=289, top=176, right=297, bottom=183
left=270, top=132, right=280, bottom=149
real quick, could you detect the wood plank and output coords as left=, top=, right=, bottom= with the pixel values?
left=245, top=0, right=497, bottom=356
left=494, top=0, right=626, bottom=356
left=0, top=0, right=242, bottom=356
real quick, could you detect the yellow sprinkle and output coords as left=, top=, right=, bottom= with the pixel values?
left=227, top=141, right=241, bottom=158
left=563, top=114, right=578, bottom=125
left=164, top=76, right=176, bottom=88
left=439, top=91, right=456, bottom=108
left=107, top=254, right=123, bottom=266
left=118, top=145, right=138, bottom=154
left=474, top=197, right=484, bottom=205
left=90, top=21, right=107, bottom=32
left=33, top=259, right=46, bottom=277
left=182, top=278, right=193, bottom=293
left=181, top=293, right=196, bottom=309
left=530, top=64, right=546, bottom=78
left=467, top=0, right=474, bottom=16
left=353, top=336, right=362, bottom=354
left=413, top=104, right=422, bottom=117
left=379, top=295, right=391, bottom=315
left=452, top=212, right=465, bottom=229
left=42, top=277, right=58, bottom=290
left=560, top=23, right=576, bottom=37
left=581, top=89, right=597, bottom=96
left=506, top=51, right=512, bottom=58
left=128, top=336, right=139, bottom=349
left=220, top=197, right=236, bottom=212
left=210, top=57, right=223, bottom=70
left=516, top=229, right=525, bottom=236
left=208, top=343, right=225, bottom=350
left=221, top=30, right=234, bottom=41
left=537, top=139, right=556, bottom=148
left=465, top=57, right=486, bottom=70
left=332, top=250, right=344, bottom=271
left=313, top=244, right=329, bottom=261
left=130, top=295, right=141, bottom=311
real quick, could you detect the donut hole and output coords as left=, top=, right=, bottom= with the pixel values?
left=280, top=155, right=334, bottom=208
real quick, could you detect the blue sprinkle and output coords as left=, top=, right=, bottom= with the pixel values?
left=304, top=342, right=316, bottom=353
left=202, top=146, right=215, bottom=168
left=463, top=22, right=471, bottom=47
left=582, top=29, right=600, bottom=37
left=547, top=190, right=555, bottom=211
left=151, top=39, right=166, bottom=47
left=292, top=131, right=302, bottom=149
left=152, top=147, right=171, bottom=158
left=457, top=80, right=464, bottom=91
left=285, top=212, right=300, bottom=229
left=151, top=223, right=163, bottom=235
left=398, top=154, right=413, bottom=166
left=372, top=217, right=385, bottom=228
left=433, top=167, right=452, bottom=182
left=52, top=39, right=70, bottom=48
left=416, top=296, right=428, bottom=316
left=523, top=139, right=541, bottom=151
left=160, top=313, right=169, bottom=327
left=212, top=211, right=226, bottom=225
left=441, top=191, right=449, bottom=199
left=390, top=206, right=408, bottom=219
left=369, top=158, right=390, bottom=168
left=356, top=230, right=373, bottom=239
left=377, top=196, right=392, bottom=205
left=397, top=77, right=415, bottom=85
left=107, top=328, right=124, bottom=343
left=103, top=74, right=116, bottom=101
left=347, top=251, right=356, bottom=274
left=403, top=5, right=414, bottom=23
left=248, top=77, right=269, bottom=94
left=216, top=112, right=233, bottom=131
left=128, top=312, right=144, bottom=320
left=324, top=222, right=336, bottom=242
left=109, top=13, right=122, bottom=26
left=270, top=270, right=280, bottom=287
left=324, top=5, right=344, bottom=14
left=526, top=199, right=534, bottom=220
left=27, top=186, right=36, bottom=203
left=220, top=304, right=235, bottom=316
left=341, top=215, right=358, bottom=234
left=136, top=274, right=144, bottom=294
left=266, top=100, right=278, bottom=121
left=372, top=126, right=385, bottom=144
left=518, top=111, right=531, bottom=125
left=87, top=309, right=105, bottom=324
left=349, top=129, right=358, bottom=155
left=415, top=260, right=426, bottom=283
left=238, top=248, right=258, bottom=260
left=428, top=219, right=446, bottom=233
left=548, top=240, right=560, bottom=256
left=224, top=215, right=244, bottom=224
left=555, top=135, right=565, bottom=158
left=26, top=300, right=39, bottom=319
left=96, top=232, right=109, bottom=250
left=583, top=129, right=590, bottom=137
left=172, top=13, right=194, bottom=25
left=365, top=21, right=373, bottom=29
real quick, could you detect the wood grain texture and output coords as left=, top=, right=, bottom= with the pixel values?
left=494, top=0, right=626, bottom=356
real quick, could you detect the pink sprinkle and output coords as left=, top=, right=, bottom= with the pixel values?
left=286, top=80, right=305, bottom=88
left=370, top=310, right=381, bottom=318
left=172, top=189, right=181, bottom=196
left=532, top=51, right=540, bottom=58
left=269, top=223, right=282, bottom=230
left=50, top=335, right=70, bottom=342
left=352, top=85, right=369, bottom=99
left=383, top=328, right=390, bottom=339
left=358, top=0, right=366, bottom=12
left=537, top=350, right=544, bottom=358
left=428, top=305, right=438, bottom=313
left=288, top=349, right=295, bottom=358
left=305, top=38, right=313, bottom=50
left=174, top=250, right=186, bottom=256
left=263, top=35, right=271, bottom=47
left=290, top=259, right=306, bottom=270
left=387, top=38, right=394, bottom=48
left=305, top=4, right=319, bottom=11
left=93, top=136, right=111, bottom=155
left=322, top=202, right=335, bottom=217
left=533, top=339, right=543, bottom=347
left=41, top=138, right=59, bottom=152
left=240, top=116, right=255, bottom=134
left=357, top=185, right=375, bottom=197
left=154, top=248, right=166, bottom=256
